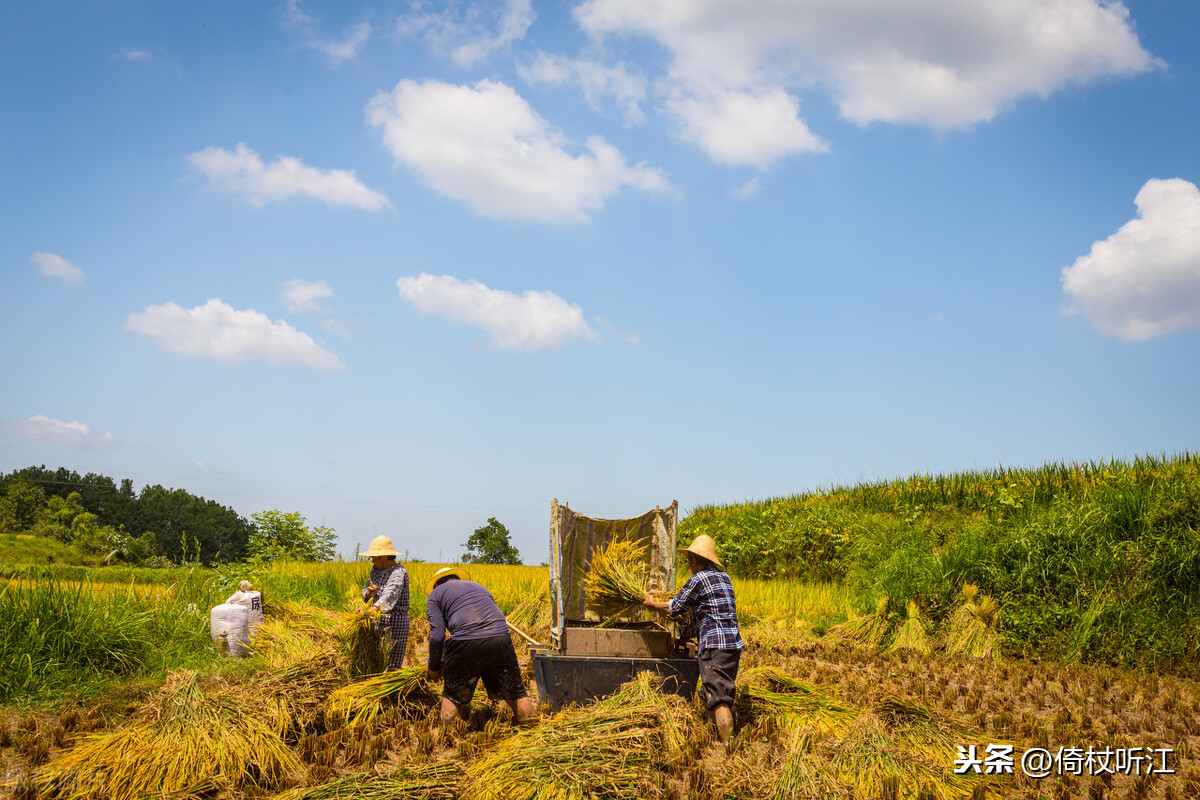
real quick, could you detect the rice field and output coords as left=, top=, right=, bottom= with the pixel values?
left=2, top=563, right=1199, bottom=799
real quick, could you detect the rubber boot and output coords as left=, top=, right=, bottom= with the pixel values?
left=714, top=705, right=733, bottom=743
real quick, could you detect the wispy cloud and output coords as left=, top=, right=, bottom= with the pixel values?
left=396, top=273, right=600, bottom=351
left=1062, top=178, right=1200, bottom=341
left=397, top=0, right=534, bottom=67
left=576, top=0, right=1161, bottom=166
left=282, top=278, right=344, bottom=334
left=519, top=52, right=647, bottom=124
left=4, top=415, right=115, bottom=447
left=124, top=298, right=345, bottom=371
left=31, top=252, right=86, bottom=286
left=278, top=0, right=372, bottom=67
left=730, top=177, right=761, bottom=200
left=187, top=143, right=390, bottom=210
left=111, top=47, right=151, bottom=62
left=366, top=79, right=668, bottom=223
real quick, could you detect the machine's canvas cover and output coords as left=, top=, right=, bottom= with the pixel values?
left=548, top=499, right=678, bottom=648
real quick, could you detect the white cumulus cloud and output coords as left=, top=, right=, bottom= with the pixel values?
left=666, top=87, right=827, bottom=168
left=396, top=273, right=600, bottom=351
left=575, top=0, right=1160, bottom=165
left=31, top=252, right=86, bottom=285
left=366, top=79, right=668, bottom=223
left=1061, top=178, right=1200, bottom=341
left=4, top=415, right=115, bottom=447
left=123, top=298, right=345, bottom=370
left=187, top=143, right=390, bottom=210
left=397, top=0, right=534, bottom=66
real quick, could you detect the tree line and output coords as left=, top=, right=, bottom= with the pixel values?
left=0, top=465, right=253, bottom=564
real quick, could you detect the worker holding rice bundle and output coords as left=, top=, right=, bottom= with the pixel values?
left=644, top=534, right=744, bottom=742
left=424, top=567, right=537, bottom=726
left=360, top=535, right=411, bottom=670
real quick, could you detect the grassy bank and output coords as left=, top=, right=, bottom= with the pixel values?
left=681, top=452, right=1200, bottom=674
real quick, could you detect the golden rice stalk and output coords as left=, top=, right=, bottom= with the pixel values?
left=961, top=583, right=978, bottom=604
left=32, top=671, right=300, bottom=800
left=326, top=666, right=437, bottom=728
left=827, top=596, right=890, bottom=649
left=944, top=594, right=1001, bottom=663
left=887, top=600, right=931, bottom=654
left=462, top=672, right=700, bottom=800
left=271, top=762, right=462, bottom=800
left=739, top=667, right=859, bottom=737
left=584, top=538, right=654, bottom=621
left=817, top=711, right=983, bottom=800
left=343, top=606, right=386, bottom=679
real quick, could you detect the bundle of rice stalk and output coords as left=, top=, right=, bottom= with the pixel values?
left=827, top=596, right=890, bottom=649
left=816, top=712, right=982, bottom=800
left=584, top=538, right=653, bottom=621
left=739, top=667, right=859, bottom=736
left=343, top=606, right=386, bottom=679
left=945, top=594, right=1001, bottom=663
left=771, top=722, right=850, bottom=800
left=270, top=762, right=463, bottom=800
left=887, top=600, right=931, bottom=654
left=34, top=671, right=301, bottom=800
left=263, top=651, right=346, bottom=733
left=326, top=666, right=438, bottom=728
left=462, top=672, right=699, bottom=800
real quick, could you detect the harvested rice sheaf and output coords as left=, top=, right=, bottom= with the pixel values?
left=326, top=666, right=439, bottom=728
left=462, top=672, right=701, bottom=800
left=270, top=762, right=463, bottom=800
left=583, top=538, right=655, bottom=621
left=888, top=600, right=932, bottom=654
left=344, top=606, right=386, bottom=679
left=31, top=671, right=301, bottom=800
left=945, top=590, right=1002, bottom=664
left=827, top=596, right=891, bottom=649
left=739, top=667, right=859, bottom=736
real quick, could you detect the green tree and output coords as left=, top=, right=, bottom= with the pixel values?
left=0, top=481, right=47, bottom=531
left=462, top=517, right=522, bottom=565
left=249, top=510, right=337, bottom=562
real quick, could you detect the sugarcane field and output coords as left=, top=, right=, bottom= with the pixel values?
left=3, top=456, right=1200, bottom=800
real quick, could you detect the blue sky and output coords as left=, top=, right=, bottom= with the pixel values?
left=3, top=0, right=1198, bottom=564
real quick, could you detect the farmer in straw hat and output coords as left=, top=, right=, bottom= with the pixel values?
left=359, top=535, right=411, bottom=671
left=644, top=534, right=744, bottom=742
left=424, top=566, right=537, bottom=726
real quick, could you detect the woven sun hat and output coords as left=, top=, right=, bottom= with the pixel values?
left=361, top=535, right=400, bottom=558
left=425, top=566, right=472, bottom=596
left=679, top=534, right=723, bottom=569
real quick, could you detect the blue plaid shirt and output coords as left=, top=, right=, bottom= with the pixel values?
left=668, top=567, right=744, bottom=653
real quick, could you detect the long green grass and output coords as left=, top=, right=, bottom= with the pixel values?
left=682, top=451, right=1200, bottom=674
left=0, top=569, right=225, bottom=703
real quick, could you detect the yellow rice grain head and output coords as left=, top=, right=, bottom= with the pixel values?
left=961, top=583, right=978, bottom=603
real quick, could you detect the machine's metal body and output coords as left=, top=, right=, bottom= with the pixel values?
left=532, top=500, right=696, bottom=711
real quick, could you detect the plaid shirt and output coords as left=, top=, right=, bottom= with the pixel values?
left=669, top=566, right=744, bottom=653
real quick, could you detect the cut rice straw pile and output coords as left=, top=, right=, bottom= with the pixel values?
left=827, top=596, right=891, bottom=649
left=739, top=667, right=858, bottom=736
left=583, top=538, right=655, bottom=622
left=271, top=762, right=463, bottom=800
left=462, top=672, right=700, bottom=800
left=945, top=585, right=1002, bottom=663
left=326, top=665, right=437, bottom=727
left=343, top=605, right=386, bottom=679
left=887, top=599, right=931, bottom=654
left=32, top=670, right=301, bottom=799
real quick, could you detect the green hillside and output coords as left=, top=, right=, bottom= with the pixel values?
left=680, top=452, right=1200, bottom=674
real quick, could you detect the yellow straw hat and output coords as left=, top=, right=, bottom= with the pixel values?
left=679, top=534, right=723, bottom=569
left=361, top=535, right=400, bottom=558
left=425, top=566, right=471, bottom=595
